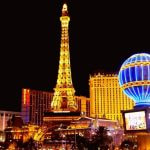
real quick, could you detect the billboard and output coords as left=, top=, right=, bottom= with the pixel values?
left=124, top=111, right=147, bottom=131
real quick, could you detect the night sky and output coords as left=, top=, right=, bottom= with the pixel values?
left=0, top=0, right=149, bottom=111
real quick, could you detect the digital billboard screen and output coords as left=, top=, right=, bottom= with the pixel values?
left=124, top=111, right=147, bottom=131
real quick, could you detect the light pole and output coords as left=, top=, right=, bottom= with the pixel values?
left=74, top=129, right=78, bottom=150
left=71, top=121, right=78, bottom=150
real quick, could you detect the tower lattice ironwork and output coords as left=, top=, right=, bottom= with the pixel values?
left=51, top=3, right=77, bottom=111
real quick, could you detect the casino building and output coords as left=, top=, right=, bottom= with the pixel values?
left=89, top=73, right=134, bottom=124
left=21, top=88, right=53, bottom=125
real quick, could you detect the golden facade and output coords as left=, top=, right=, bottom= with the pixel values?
left=89, top=73, right=134, bottom=124
left=51, top=3, right=77, bottom=111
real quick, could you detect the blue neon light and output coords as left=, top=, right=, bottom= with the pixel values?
left=118, top=53, right=150, bottom=106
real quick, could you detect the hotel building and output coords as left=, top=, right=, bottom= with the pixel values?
left=89, top=73, right=134, bottom=124
left=21, top=88, right=53, bottom=125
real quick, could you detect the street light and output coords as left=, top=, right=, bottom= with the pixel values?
left=74, top=129, right=78, bottom=149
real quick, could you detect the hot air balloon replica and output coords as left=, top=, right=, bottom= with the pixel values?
left=118, top=53, right=150, bottom=107
left=118, top=53, right=150, bottom=149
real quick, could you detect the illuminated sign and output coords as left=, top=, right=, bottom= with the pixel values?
left=124, top=111, right=147, bottom=130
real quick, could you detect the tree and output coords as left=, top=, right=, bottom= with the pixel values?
left=93, top=126, right=113, bottom=149
left=76, top=126, right=113, bottom=150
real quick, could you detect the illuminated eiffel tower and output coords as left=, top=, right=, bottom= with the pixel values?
left=51, top=3, right=77, bottom=112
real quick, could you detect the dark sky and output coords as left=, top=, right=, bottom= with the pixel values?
left=0, top=0, right=150, bottom=111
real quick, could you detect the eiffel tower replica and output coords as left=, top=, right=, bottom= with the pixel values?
left=43, top=3, right=80, bottom=127
left=51, top=2, right=77, bottom=112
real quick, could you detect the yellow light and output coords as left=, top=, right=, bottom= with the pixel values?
left=51, top=3, right=77, bottom=112
left=121, top=61, right=150, bottom=71
left=23, top=89, right=26, bottom=104
left=121, top=80, right=150, bottom=90
left=62, top=3, right=68, bottom=12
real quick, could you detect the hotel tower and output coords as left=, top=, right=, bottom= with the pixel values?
left=89, top=73, right=134, bottom=124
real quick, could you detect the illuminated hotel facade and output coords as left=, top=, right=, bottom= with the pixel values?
left=89, top=73, right=134, bottom=124
left=21, top=88, right=53, bottom=125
